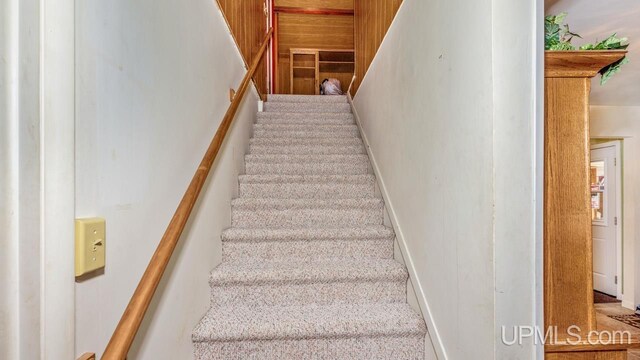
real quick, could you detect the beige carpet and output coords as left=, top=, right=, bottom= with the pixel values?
left=192, top=94, right=426, bottom=359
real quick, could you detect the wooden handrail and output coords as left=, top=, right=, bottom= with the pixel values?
left=101, top=28, right=273, bottom=360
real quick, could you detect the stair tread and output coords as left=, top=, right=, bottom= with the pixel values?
left=232, top=198, right=382, bottom=209
left=245, top=154, right=369, bottom=163
left=267, top=94, right=348, bottom=103
left=192, top=303, right=425, bottom=342
left=257, top=111, right=354, bottom=119
left=257, top=119, right=355, bottom=126
left=250, top=137, right=363, bottom=146
left=221, top=225, right=394, bottom=242
left=255, top=124, right=358, bottom=131
left=209, top=258, right=406, bottom=285
left=252, top=131, right=360, bottom=139
left=249, top=144, right=365, bottom=155
left=239, top=174, right=374, bottom=184
left=264, top=102, right=352, bottom=113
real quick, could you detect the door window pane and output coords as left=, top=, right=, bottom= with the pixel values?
left=591, top=160, right=605, bottom=221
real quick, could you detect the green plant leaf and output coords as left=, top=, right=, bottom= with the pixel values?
left=545, top=14, right=630, bottom=85
left=600, top=57, right=629, bottom=85
left=544, top=13, right=579, bottom=50
left=580, top=33, right=629, bottom=50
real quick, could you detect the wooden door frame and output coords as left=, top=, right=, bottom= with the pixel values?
left=591, top=140, right=623, bottom=300
left=270, top=5, right=354, bottom=94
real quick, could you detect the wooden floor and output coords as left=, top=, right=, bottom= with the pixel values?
left=596, top=303, right=640, bottom=359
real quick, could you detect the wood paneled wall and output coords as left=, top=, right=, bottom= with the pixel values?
left=275, top=0, right=354, bottom=10
left=276, top=12, right=354, bottom=93
left=216, top=0, right=269, bottom=96
left=353, top=0, right=403, bottom=95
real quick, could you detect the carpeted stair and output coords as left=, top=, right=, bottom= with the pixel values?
left=193, top=94, right=426, bottom=359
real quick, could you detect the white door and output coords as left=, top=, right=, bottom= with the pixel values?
left=591, top=142, right=619, bottom=296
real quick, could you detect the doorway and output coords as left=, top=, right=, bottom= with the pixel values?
left=590, top=140, right=622, bottom=298
left=271, top=1, right=355, bottom=95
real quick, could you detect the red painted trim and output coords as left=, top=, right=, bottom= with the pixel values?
left=274, top=6, right=354, bottom=16
left=272, top=12, right=278, bottom=93
left=270, top=0, right=276, bottom=94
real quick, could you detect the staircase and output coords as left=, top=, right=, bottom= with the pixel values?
left=192, top=95, right=426, bottom=359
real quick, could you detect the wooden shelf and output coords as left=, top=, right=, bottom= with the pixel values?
left=290, top=48, right=354, bottom=95
left=319, top=61, right=354, bottom=73
left=318, top=50, right=354, bottom=63
left=293, top=67, right=316, bottom=77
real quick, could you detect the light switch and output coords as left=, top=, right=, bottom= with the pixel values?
left=75, top=217, right=106, bottom=277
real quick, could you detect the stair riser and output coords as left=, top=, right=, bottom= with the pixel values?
left=249, top=145, right=365, bottom=155
left=245, top=162, right=370, bottom=175
left=250, top=138, right=363, bottom=147
left=257, top=118, right=355, bottom=125
left=264, top=103, right=352, bottom=113
left=222, top=239, right=393, bottom=261
left=194, top=335, right=425, bottom=360
left=239, top=182, right=374, bottom=199
left=257, top=112, right=354, bottom=121
left=267, top=94, right=348, bottom=103
left=253, top=130, right=360, bottom=138
left=255, top=124, right=358, bottom=132
left=231, top=207, right=383, bottom=228
left=210, top=280, right=406, bottom=307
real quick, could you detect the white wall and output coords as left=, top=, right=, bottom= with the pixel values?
left=591, top=106, right=640, bottom=310
left=2, top=0, right=74, bottom=358
left=353, top=0, right=538, bottom=358
left=0, top=1, right=20, bottom=357
left=74, top=0, right=258, bottom=358
left=492, top=0, right=541, bottom=358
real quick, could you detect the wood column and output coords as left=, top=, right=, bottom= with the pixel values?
left=544, top=50, right=630, bottom=359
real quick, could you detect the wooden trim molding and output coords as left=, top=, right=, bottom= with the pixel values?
left=547, top=341, right=640, bottom=353
left=272, top=8, right=278, bottom=93
left=274, top=6, right=354, bottom=16
left=545, top=50, right=627, bottom=78
left=100, top=29, right=273, bottom=360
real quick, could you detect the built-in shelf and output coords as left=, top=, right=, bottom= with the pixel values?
left=290, top=48, right=355, bottom=95
left=319, top=62, right=354, bottom=73
left=293, top=67, right=316, bottom=78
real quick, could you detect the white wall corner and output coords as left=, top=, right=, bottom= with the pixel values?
left=347, top=94, right=448, bottom=360
left=40, top=0, right=76, bottom=358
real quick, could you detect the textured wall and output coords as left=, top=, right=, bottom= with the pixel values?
left=74, top=0, right=259, bottom=357
left=353, top=0, right=538, bottom=358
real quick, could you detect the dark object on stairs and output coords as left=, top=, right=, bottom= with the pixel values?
left=320, top=78, right=343, bottom=95
left=594, top=290, right=621, bottom=304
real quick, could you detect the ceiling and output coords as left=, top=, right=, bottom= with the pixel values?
left=546, top=0, right=640, bottom=106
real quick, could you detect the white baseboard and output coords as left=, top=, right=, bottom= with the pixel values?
left=622, top=300, right=635, bottom=311
left=347, top=95, right=448, bottom=360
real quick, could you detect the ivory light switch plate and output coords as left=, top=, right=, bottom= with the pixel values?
left=75, top=217, right=106, bottom=277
